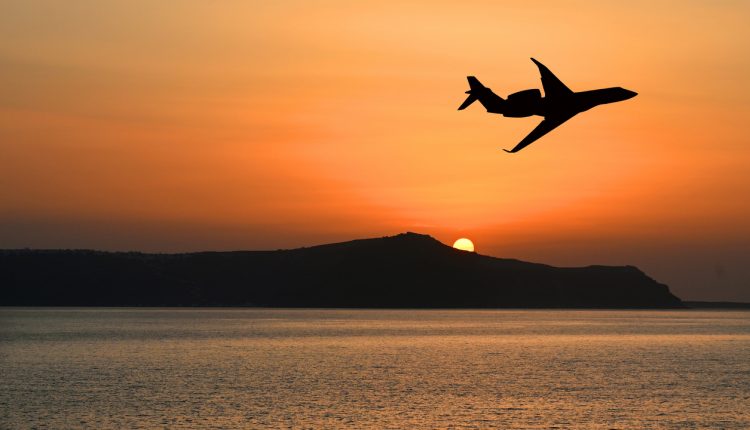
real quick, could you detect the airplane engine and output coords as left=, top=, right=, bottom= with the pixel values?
left=503, top=89, right=542, bottom=117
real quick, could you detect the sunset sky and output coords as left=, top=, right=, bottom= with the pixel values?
left=1, top=1, right=749, bottom=301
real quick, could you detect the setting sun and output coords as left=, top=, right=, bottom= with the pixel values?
left=452, top=238, right=475, bottom=252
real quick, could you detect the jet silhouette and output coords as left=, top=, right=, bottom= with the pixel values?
left=458, top=58, right=637, bottom=153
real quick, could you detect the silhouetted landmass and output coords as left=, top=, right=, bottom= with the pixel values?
left=1, top=232, right=683, bottom=308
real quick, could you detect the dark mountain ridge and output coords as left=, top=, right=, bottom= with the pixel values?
left=1, top=232, right=683, bottom=308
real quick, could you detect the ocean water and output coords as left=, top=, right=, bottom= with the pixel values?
left=1, top=309, right=748, bottom=429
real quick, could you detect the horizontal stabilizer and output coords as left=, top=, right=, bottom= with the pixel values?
left=458, top=94, right=478, bottom=110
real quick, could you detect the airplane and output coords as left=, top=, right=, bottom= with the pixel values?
left=458, top=58, right=637, bottom=153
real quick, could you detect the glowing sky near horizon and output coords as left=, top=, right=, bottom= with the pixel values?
left=1, top=1, right=749, bottom=300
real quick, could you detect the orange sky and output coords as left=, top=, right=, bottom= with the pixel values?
left=1, top=1, right=749, bottom=300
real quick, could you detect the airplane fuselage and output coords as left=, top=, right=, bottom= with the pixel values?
left=496, top=87, right=637, bottom=118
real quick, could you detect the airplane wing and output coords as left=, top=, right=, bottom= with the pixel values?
left=503, top=114, right=575, bottom=153
left=531, top=58, right=573, bottom=98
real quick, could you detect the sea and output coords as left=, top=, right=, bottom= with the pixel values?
left=1, top=308, right=748, bottom=429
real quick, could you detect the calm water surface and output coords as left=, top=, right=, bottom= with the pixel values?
left=1, top=308, right=749, bottom=429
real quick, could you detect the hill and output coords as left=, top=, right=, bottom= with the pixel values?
left=1, top=232, right=683, bottom=308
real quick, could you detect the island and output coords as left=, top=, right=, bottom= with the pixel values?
left=1, top=232, right=684, bottom=308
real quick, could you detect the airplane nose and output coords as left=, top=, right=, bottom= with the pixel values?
left=623, top=89, right=638, bottom=99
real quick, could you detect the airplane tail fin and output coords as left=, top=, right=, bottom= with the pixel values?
left=466, top=76, right=485, bottom=91
left=458, top=76, right=504, bottom=113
